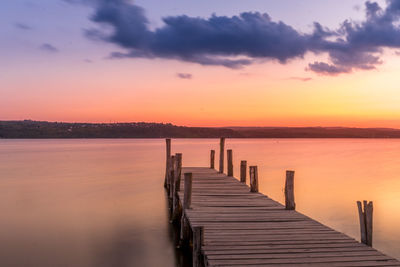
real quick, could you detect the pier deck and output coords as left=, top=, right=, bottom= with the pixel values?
left=176, top=167, right=400, bottom=267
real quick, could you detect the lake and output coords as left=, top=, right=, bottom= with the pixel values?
left=1, top=138, right=400, bottom=266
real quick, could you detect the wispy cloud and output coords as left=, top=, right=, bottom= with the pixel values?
left=39, top=43, right=59, bottom=53
left=288, top=77, right=313, bottom=82
left=70, top=0, right=400, bottom=76
left=14, top=22, right=33, bottom=31
left=177, top=73, right=192, bottom=79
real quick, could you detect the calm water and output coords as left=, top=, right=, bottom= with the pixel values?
left=1, top=139, right=400, bottom=266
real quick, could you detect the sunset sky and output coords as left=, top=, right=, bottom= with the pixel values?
left=2, top=0, right=400, bottom=127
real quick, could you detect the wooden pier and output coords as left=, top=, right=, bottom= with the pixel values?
left=165, top=139, right=400, bottom=267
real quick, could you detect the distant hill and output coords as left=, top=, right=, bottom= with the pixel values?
left=0, top=120, right=240, bottom=138
left=1, top=120, right=400, bottom=138
left=228, top=126, right=400, bottom=138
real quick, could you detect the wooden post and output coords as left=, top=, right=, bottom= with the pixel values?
left=366, top=201, right=373, bottom=247
left=219, top=138, right=225, bottom=173
left=249, top=166, right=258, bottom=193
left=180, top=173, right=193, bottom=244
left=164, top=139, right=171, bottom=188
left=210, top=150, right=215, bottom=169
left=193, top=226, right=204, bottom=267
left=169, top=155, right=175, bottom=201
left=240, top=160, right=247, bottom=183
left=174, top=154, right=182, bottom=193
left=172, top=153, right=182, bottom=221
left=285, top=170, right=295, bottom=210
left=227, top=149, right=233, bottom=176
left=357, top=200, right=373, bottom=246
left=183, top=173, right=193, bottom=210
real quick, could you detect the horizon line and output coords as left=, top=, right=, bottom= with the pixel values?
left=2, top=119, right=400, bottom=131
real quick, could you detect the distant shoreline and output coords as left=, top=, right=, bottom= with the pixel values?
left=2, top=120, right=400, bottom=138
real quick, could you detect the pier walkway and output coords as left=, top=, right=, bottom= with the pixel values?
left=164, top=139, right=400, bottom=266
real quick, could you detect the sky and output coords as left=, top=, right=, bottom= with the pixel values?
left=2, top=0, right=400, bottom=127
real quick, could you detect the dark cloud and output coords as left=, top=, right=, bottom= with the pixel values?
left=14, top=23, right=32, bottom=30
left=177, top=73, right=192, bottom=79
left=72, top=0, right=400, bottom=75
left=39, top=43, right=59, bottom=53
left=308, top=0, right=400, bottom=74
left=79, top=0, right=316, bottom=69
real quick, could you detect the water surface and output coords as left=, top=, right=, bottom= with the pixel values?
left=1, top=138, right=399, bottom=266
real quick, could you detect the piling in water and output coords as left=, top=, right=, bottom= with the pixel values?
left=249, top=166, right=259, bottom=193
left=240, top=160, right=247, bottom=183
left=285, top=170, right=295, bottom=210
left=210, top=150, right=215, bottom=169
left=227, top=149, right=233, bottom=177
left=164, top=139, right=171, bottom=188
left=219, top=138, right=225, bottom=173
left=357, top=200, right=373, bottom=246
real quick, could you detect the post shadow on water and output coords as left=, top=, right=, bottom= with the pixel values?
left=89, top=193, right=191, bottom=267
left=87, top=193, right=191, bottom=267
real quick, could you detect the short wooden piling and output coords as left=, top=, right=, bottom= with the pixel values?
left=357, top=200, right=373, bottom=246
left=240, top=160, right=247, bottom=183
left=249, top=166, right=258, bottom=193
left=227, top=149, right=233, bottom=177
left=219, top=138, right=225, bottom=173
left=285, top=170, right=295, bottom=210
left=193, top=226, right=204, bottom=267
left=164, top=139, right=171, bottom=188
left=210, top=150, right=215, bottom=169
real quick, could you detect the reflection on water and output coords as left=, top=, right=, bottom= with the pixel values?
left=0, top=138, right=399, bottom=266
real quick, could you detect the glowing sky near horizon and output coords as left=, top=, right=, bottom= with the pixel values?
left=2, top=0, right=400, bottom=127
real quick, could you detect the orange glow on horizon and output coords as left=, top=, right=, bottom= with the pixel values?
left=2, top=51, right=400, bottom=129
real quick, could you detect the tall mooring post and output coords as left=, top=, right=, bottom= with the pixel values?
left=171, top=153, right=182, bottom=221
left=357, top=200, right=373, bottom=246
left=227, top=149, right=233, bottom=177
left=240, top=160, right=247, bottom=183
left=168, top=155, right=176, bottom=200
left=219, top=138, right=225, bottom=173
left=180, top=172, right=193, bottom=244
left=164, top=139, right=171, bottom=188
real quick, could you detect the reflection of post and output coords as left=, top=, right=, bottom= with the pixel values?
left=240, top=160, right=247, bottom=183
left=164, top=139, right=171, bottom=188
left=249, top=166, right=258, bottom=192
left=357, top=200, right=373, bottom=246
left=285, top=171, right=295, bottom=210
left=219, top=138, right=225, bottom=173
left=210, top=150, right=215, bottom=169
left=227, top=149, right=233, bottom=176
